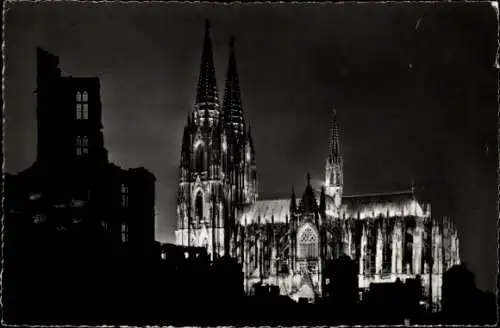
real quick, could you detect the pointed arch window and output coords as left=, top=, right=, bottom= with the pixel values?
left=76, top=91, right=89, bottom=120
left=298, top=226, right=318, bottom=259
left=195, top=191, right=203, bottom=223
left=350, top=229, right=357, bottom=260
left=404, top=231, right=413, bottom=273
left=195, top=146, right=205, bottom=172
left=382, top=228, right=393, bottom=275
left=364, top=225, right=377, bottom=276
left=248, top=244, right=256, bottom=274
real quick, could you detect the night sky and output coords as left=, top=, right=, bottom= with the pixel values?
left=5, top=2, right=498, bottom=292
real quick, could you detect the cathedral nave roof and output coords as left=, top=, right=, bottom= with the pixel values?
left=334, top=190, right=430, bottom=219
left=237, top=198, right=300, bottom=225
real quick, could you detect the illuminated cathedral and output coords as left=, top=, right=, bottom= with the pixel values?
left=175, top=21, right=460, bottom=309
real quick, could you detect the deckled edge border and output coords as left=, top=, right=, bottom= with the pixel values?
left=0, top=1, right=498, bottom=327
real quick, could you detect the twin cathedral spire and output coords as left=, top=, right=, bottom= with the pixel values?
left=177, top=19, right=257, bottom=254
left=177, top=19, right=343, bottom=254
left=195, top=19, right=219, bottom=108
left=192, top=19, right=247, bottom=140
left=222, top=35, right=246, bottom=139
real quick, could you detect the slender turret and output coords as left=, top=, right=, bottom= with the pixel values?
left=196, top=19, right=219, bottom=108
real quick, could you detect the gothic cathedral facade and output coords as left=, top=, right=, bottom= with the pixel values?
left=175, top=21, right=258, bottom=259
left=175, top=21, right=460, bottom=310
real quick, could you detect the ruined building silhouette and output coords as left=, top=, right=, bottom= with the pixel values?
left=4, top=48, right=156, bottom=324
left=5, top=47, right=156, bottom=255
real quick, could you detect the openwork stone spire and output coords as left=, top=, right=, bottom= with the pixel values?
left=328, top=107, right=342, bottom=165
left=196, top=19, right=219, bottom=106
left=222, top=35, right=245, bottom=138
left=325, top=106, right=344, bottom=200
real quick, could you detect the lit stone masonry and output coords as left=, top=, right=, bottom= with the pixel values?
left=233, top=194, right=459, bottom=310
left=175, top=21, right=460, bottom=311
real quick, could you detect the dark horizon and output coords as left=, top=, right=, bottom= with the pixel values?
left=4, top=2, right=498, bottom=292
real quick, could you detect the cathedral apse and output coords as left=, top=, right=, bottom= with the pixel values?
left=175, top=21, right=460, bottom=310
